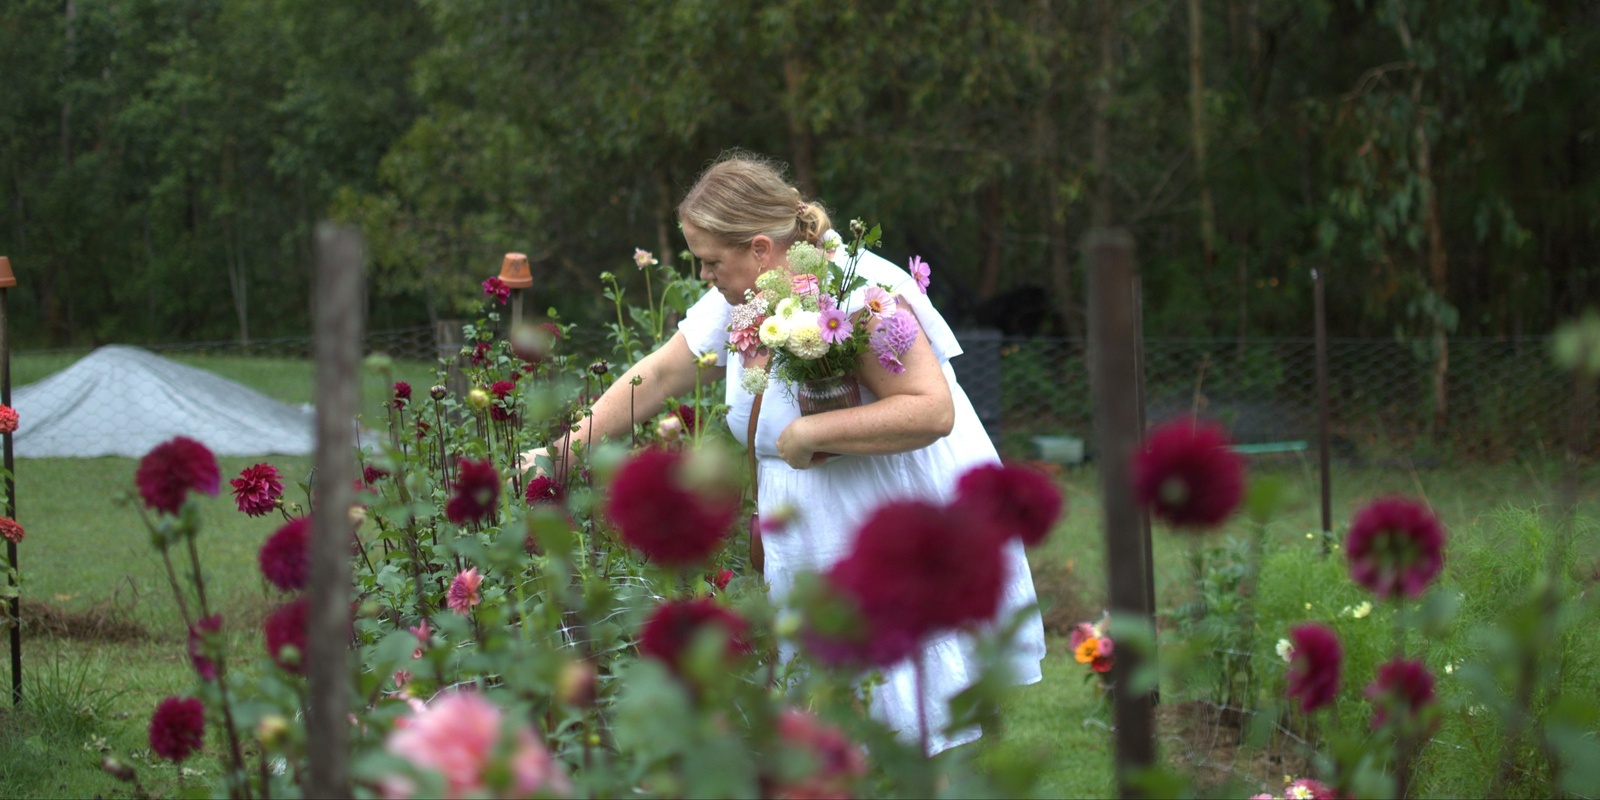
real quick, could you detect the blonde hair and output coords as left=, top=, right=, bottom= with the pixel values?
left=677, top=152, right=832, bottom=250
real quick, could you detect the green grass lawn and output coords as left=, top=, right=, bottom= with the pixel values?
left=1, top=351, right=1595, bottom=796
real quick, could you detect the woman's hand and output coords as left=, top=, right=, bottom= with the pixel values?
left=776, top=417, right=832, bottom=469
left=517, top=447, right=552, bottom=477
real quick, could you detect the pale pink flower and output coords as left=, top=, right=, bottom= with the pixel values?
left=447, top=568, right=482, bottom=615
left=791, top=273, right=820, bottom=296
left=818, top=307, right=853, bottom=344
left=633, top=248, right=658, bottom=269
left=383, top=692, right=570, bottom=799
left=409, top=621, right=431, bottom=659
left=862, top=286, right=897, bottom=319
left=908, top=255, right=931, bottom=294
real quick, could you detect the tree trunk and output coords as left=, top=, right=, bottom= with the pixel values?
left=655, top=166, right=675, bottom=268
left=1188, top=0, right=1217, bottom=270
left=976, top=181, right=1005, bottom=300
left=783, top=56, right=818, bottom=199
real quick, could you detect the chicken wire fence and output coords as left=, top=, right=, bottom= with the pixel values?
left=14, top=328, right=1582, bottom=458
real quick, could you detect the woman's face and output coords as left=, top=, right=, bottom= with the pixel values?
left=682, top=222, right=775, bottom=305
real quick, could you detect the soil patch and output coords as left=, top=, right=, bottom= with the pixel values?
left=1156, top=698, right=1312, bottom=795
left=15, top=599, right=150, bottom=643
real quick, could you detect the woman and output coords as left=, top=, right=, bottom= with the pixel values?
left=534, top=153, right=1045, bottom=753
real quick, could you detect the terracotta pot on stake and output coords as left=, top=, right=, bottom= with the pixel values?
left=499, top=253, right=532, bottom=328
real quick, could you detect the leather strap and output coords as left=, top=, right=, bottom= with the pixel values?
left=746, top=391, right=765, bottom=576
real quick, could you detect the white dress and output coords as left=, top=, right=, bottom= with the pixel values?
left=677, top=244, right=1047, bottom=754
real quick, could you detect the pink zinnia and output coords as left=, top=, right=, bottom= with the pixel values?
left=446, top=459, right=500, bottom=525
left=148, top=696, right=206, bottom=762
left=1131, top=419, right=1246, bottom=530
left=1365, top=658, right=1437, bottom=729
left=384, top=691, right=570, bottom=799
left=0, top=404, right=18, bottom=435
left=954, top=462, right=1064, bottom=546
left=818, top=307, right=853, bottom=344
left=448, top=567, right=483, bottom=615
left=187, top=613, right=223, bottom=681
left=605, top=449, right=738, bottom=566
left=264, top=597, right=309, bottom=674
left=1344, top=497, right=1446, bottom=599
left=481, top=276, right=510, bottom=305
left=392, top=381, right=412, bottom=409
left=908, top=255, right=931, bottom=294
left=0, top=517, right=22, bottom=544
left=136, top=436, right=221, bottom=515
left=1285, top=623, right=1342, bottom=713
left=230, top=463, right=283, bottom=517
left=259, top=517, right=310, bottom=591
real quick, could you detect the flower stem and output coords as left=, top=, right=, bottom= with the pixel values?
left=915, top=649, right=930, bottom=757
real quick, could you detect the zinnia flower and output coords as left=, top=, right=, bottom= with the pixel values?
left=638, top=598, right=751, bottom=675
left=136, top=436, right=221, bottom=515
left=259, top=517, right=310, bottom=591
left=862, top=287, right=897, bottom=319
left=1131, top=419, right=1245, bottom=530
left=148, top=696, right=205, bottom=762
left=0, top=404, right=18, bottom=435
left=384, top=691, right=571, bottom=799
left=187, top=614, right=223, bottom=681
left=446, top=459, right=500, bottom=526
left=1285, top=623, right=1342, bottom=713
left=1365, top=658, right=1437, bottom=729
left=392, top=381, right=412, bottom=409
left=264, top=597, right=308, bottom=674
left=0, top=517, right=22, bottom=544
left=489, top=380, right=516, bottom=422
left=908, top=256, right=931, bottom=294
left=524, top=476, right=564, bottom=506
left=230, top=463, right=283, bottom=517
left=818, top=307, right=853, bottom=344
left=815, top=500, right=1005, bottom=667
left=605, top=448, right=738, bottom=566
left=481, top=276, right=510, bottom=305
left=773, top=708, right=868, bottom=799
left=447, top=567, right=483, bottom=615
left=954, top=462, right=1063, bottom=546
left=1344, top=497, right=1446, bottom=599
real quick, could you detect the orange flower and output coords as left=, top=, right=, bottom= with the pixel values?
left=1074, top=637, right=1101, bottom=664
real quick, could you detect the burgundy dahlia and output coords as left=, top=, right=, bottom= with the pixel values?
left=187, top=613, right=223, bottom=681
left=393, top=381, right=412, bottom=409
left=446, top=458, right=500, bottom=525
left=1344, top=497, right=1447, bottom=599
left=605, top=449, right=738, bottom=566
left=148, top=696, right=206, bottom=762
left=1285, top=623, right=1342, bottom=713
left=638, top=598, right=751, bottom=675
left=773, top=708, right=868, bottom=799
left=673, top=403, right=698, bottom=436
left=1366, top=658, right=1437, bottom=729
left=489, top=380, right=517, bottom=422
left=954, top=462, right=1064, bottom=546
left=259, top=517, right=310, bottom=591
left=230, top=462, right=283, bottom=517
left=1132, top=420, right=1245, bottom=530
left=264, top=597, right=309, bottom=674
left=815, top=500, right=1005, bottom=667
left=363, top=464, right=390, bottom=488
left=469, top=340, right=492, bottom=367
left=136, top=436, right=221, bottom=515
left=524, top=475, right=564, bottom=506
left=482, top=276, right=511, bottom=305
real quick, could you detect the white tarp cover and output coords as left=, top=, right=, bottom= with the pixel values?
left=13, top=345, right=315, bottom=458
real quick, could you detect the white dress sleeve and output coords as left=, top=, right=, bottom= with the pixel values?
left=676, top=288, right=732, bottom=366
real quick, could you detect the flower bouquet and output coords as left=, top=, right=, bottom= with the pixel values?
left=1070, top=613, right=1114, bottom=681
left=727, top=221, right=925, bottom=414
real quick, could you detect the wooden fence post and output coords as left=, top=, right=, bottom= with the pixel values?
left=308, top=224, right=362, bottom=796
left=0, top=256, right=18, bottom=707
left=1314, top=268, right=1333, bottom=553
left=1086, top=230, right=1157, bottom=793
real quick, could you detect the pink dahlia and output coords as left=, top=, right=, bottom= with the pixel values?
left=954, top=462, right=1064, bottom=546
left=264, top=597, right=308, bottom=674
left=774, top=708, right=868, bottom=798
left=447, top=567, right=483, bottom=615
left=0, top=517, right=22, bottom=544
left=392, top=381, right=412, bottom=409
left=230, top=463, right=283, bottom=517
left=815, top=500, right=1004, bottom=667
left=1365, top=658, right=1437, bottom=729
left=481, top=276, right=510, bottom=305
left=187, top=613, right=223, bottom=681
left=259, top=517, right=310, bottom=591
left=148, top=696, right=206, bottom=762
left=1285, top=623, right=1342, bottom=713
left=384, top=691, right=570, bottom=799
left=868, top=309, right=919, bottom=375
left=136, top=436, right=220, bottom=515
left=605, top=449, right=738, bottom=566
left=489, top=380, right=516, bottom=422
left=1132, top=419, right=1246, bottom=530
left=0, top=404, right=18, bottom=435
left=638, top=598, right=751, bottom=675
left=908, top=255, right=931, bottom=294
left=446, top=459, right=500, bottom=525
left=1344, top=497, right=1446, bottom=599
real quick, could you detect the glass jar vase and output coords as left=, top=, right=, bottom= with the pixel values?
left=795, top=373, right=862, bottom=416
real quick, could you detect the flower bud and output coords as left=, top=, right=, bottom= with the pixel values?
left=587, top=360, right=610, bottom=376
left=466, top=388, right=491, bottom=411
left=348, top=504, right=367, bottom=531
left=696, top=351, right=719, bottom=369
left=429, top=385, right=448, bottom=401
left=257, top=714, right=290, bottom=748
left=656, top=416, right=684, bottom=442
left=556, top=659, right=598, bottom=708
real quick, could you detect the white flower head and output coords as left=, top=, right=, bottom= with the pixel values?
left=1275, top=638, right=1295, bottom=662
left=787, top=319, right=830, bottom=360
left=1350, top=601, right=1372, bottom=619
left=755, top=270, right=789, bottom=296
left=786, top=241, right=826, bottom=274
left=758, top=315, right=791, bottom=348
left=740, top=365, right=769, bottom=395
left=775, top=297, right=800, bottom=319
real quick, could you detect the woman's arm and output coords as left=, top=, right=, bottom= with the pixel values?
left=525, top=332, right=722, bottom=472
left=775, top=310, right=955, bottom=468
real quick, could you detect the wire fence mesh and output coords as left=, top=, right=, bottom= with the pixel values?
left=12, top=329, right=1586, bottom=459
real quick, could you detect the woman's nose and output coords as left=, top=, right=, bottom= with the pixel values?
left=699, top=265, right=712, bottom=282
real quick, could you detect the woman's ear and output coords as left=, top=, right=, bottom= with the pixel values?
left=750, top=234, right=772, bottom=266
